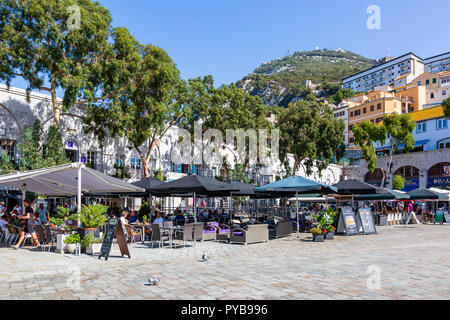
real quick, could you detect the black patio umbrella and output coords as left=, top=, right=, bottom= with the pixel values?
left=224, top=180, right=256, bottom=196
left=332, top=179, right=378, bottom=195
left=131, top=177, right=165, bottom=192
left=149, top=175, right=239, bottom=196
left=149, top=175, right=240, bottom=222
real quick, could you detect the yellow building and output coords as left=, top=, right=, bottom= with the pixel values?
left=345, top=88, right=424, bottom=146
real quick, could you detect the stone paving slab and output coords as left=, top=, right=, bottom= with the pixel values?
left=1, top=225, right=450, bottom=300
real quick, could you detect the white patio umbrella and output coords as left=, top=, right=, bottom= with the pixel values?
left=0, top=163, right=145, bottom=225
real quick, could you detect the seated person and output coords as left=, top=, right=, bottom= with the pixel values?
left=153, top=211, right=165, bottom=225
left=128, top=211, right=138, bottom=224
left=266, top=216, right=276, bottom=225
left=34, top=212, right=42, bottom=226
left=174, top=210, right=185, bottom=225
left=0, top=214, right=9, bottom=232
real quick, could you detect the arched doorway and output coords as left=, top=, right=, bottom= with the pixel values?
left=364, top=169, right=386, bottom=188
left=428, top=162, right=450, bottom=189
left=393, top=166, right=420, bottom=191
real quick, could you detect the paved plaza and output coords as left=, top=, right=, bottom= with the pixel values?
left=1, top=224, right=449, bottom=300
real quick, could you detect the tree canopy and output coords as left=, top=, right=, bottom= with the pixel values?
left=353, top=113, right=416, bottom=188
left=83, top=28, right=183, bottom=177
left=443, top=97, right=450, bottom=118
left=0, top=0, right=113, bottom=127
left=277, top=101, right=346, bottom=176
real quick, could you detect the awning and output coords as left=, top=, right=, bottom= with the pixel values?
left=376, top=139, right=429, bottom=152
left=0, top=163, right=145, bottom=196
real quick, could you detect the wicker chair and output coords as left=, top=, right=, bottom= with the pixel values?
left=125, top=224, right=141, bottom=243
left=268, top=221, right=294, bottom=239
left=150, top=224, right=170, bottom=248
left=229, top=224, right=268, bottom=245
left=182, top=223, right=194, bottom=247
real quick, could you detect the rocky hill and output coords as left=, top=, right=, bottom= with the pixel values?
left=236, top=49, right=375, bottom=107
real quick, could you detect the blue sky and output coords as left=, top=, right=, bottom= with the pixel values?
left=6, top=0, right=450, bottom=93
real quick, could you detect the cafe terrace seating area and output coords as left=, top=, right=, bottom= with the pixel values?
left=0, top=164, right=449, bottom=254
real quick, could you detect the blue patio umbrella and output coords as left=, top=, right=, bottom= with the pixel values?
left=255, top=176, right=338, bottom=238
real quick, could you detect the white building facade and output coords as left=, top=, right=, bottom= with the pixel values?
left=0, top=84, right=343, bottom=187
left=342, top=53, right=425, bottom=92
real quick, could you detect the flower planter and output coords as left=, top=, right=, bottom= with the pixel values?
left=56, top=234, right=67, bottom=253
left=66, top=243, right=80, bottom=255
left=86, top=243, right=103, bottom=255
left=324, top=231, right=334, bottom=240
left=312, top=234, right=324, bottom=242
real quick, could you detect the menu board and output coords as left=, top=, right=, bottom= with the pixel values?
left=99, top=218, right=130, bottom=261
left=337, top=207, right=359, bottom=236
left=358, top=208, right=377, bottom=235
left=444, top=211, right=450, bottom=224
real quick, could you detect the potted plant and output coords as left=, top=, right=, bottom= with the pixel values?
left=314, top=208, right=337, bottom=240
left=325, top=225, right=336, bottom=240
left=64, top=233, right=81, bottom=254
left=50, top=206, right=79, bottom=252
left=81, top=233, right=105, bottom=255
left=310, top=227, right=324, bottom=242
left=80, top=204, right=108, bottom=230
left=138, top=201, right=151, bottom=223
left=142, top=215, right=148, bottom=225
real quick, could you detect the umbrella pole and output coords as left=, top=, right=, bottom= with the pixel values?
left=193, top=192, right=197, bottom=223
left=296, top=192, right=299, bottom=239
left=229, top=192, right=233, bottom=227
left=77, top=163, right=82, bottom=227
left=21, top=184, right=26, bottom=215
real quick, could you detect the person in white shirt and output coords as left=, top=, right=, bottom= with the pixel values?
left=0, top=214, right=9, bottom=232
left=13, top=204, right=21, bottom=215
left=119, top=210, right=128, bottom=236
left=153, top=211, right=165, bottom=225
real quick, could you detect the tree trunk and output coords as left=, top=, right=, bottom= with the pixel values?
left=293, top=158, right=301, bottom=176
left=50, top=80, right=61, bottom=128
left=381, top=148, right=394, bottom=188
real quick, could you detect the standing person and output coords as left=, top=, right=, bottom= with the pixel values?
left=120, top=211, right=129, bottom=240
left=408, top=201, right=414, bottom=213
left=12, top=200, right=40, bottom=250
left=36, top=203, right=49, bottom=225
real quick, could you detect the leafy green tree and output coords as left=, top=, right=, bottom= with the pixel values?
left=182, top=78, right=272, bottom=175
left=393, top=175, right=405, bottom=191
left=231, top=164, right=251, bottom=183
left=0, top=0, right=113, bottom=127
left=18, top=120, right=70, bottom=170
left=353, top=113, right=416, bottom=188
left=0, top=151, right=15, bottom=174
left=83, top=28, right=183, bottom=177
left=331, top=89, right=355, bottom=105
left=443, top=97, right=450, bottom=118
left=43, top=126, right=70, bottom=166
left=18, top=120, right=46, bottom=170
left=277, top=101, right=346, bottom=176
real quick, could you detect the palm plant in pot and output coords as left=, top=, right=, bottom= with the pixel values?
left=80, top=204, right=108, bottom=230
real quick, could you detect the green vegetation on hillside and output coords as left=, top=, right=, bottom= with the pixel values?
left=237, top=49, right=374, bottom=107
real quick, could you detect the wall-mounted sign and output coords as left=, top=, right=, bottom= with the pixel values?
left=80, top=156, right=86, bottom=163
left=0, top=128, right=6, bottom=136
left=444, top=166, right=450, bottom=177
left=428, top=177, right=450, bottom=188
